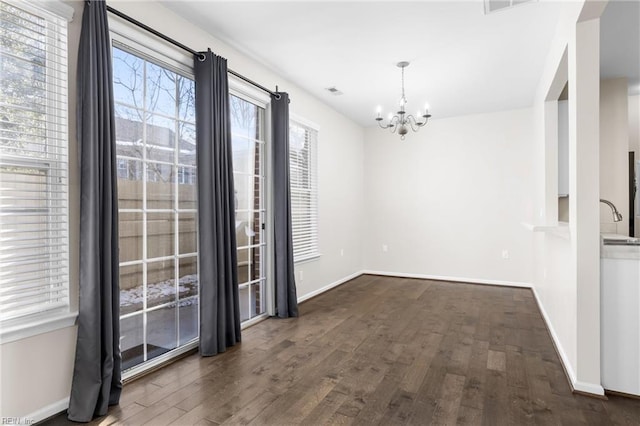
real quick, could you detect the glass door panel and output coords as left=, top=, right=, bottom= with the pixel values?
left=113, top=44, right=198, bottom=372
left=231, top=95, right=266, bottom=322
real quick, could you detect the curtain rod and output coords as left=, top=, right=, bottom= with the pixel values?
left=105, top=5, right=280, bottom=99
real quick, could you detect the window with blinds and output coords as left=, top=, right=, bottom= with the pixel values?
left=0, top=0, right=69, bottom=323
left=289, top=121, right=319, bottom=262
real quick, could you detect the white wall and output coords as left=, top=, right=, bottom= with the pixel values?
left=0, top=0, right=364, bottom=420
left=363, top=108, right=534, bottom=286
left=531, top=0, right=606, bottom=396
left=599, top=78, right=629, bottom=235
left=0, top=327, right=78, bottom=419
left=294, top=113, right=365, bottom=298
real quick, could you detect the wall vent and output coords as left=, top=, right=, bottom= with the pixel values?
left=325, top=86, right=343, bottom=96
left=484, top=0, right=537, bottom=14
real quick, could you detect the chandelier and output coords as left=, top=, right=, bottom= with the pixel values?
left=375, top=61, right=431, bottom=140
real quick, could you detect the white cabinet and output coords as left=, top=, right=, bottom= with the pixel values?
left=601, top=247, right=640, bottom=396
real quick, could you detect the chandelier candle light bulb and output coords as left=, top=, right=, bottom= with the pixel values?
left=375, top=61, right=431, bottom=140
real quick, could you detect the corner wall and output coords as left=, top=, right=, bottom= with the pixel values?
left=363, top=108, right=535, bottom=286
left=531, top=0, right=606, bottom=396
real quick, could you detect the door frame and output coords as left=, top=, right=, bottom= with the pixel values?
left=229, top=77, right=275, bottom=321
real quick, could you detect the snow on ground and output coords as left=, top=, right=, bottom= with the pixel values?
left=120, top=274, right=198, bottom=310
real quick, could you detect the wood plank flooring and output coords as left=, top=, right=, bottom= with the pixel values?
left=43, top=275, right=640, bottom=425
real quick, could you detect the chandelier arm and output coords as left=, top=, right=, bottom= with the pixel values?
left=406, top=115, right=422, bottom=132
left=377, top=120, right=391, bottom=130
left=389, top=116, right=399, bottom=134
left=418, top=114, right=431, bottom=127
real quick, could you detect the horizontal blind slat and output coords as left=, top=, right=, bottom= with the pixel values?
left=289, top=120, right=319, bottom=262
left=0, top=0, right=70, bottom=323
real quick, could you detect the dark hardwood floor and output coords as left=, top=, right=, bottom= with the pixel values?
left=43, top=275, right=640, bottom=425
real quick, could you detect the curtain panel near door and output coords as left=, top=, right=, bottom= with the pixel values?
left=195, top=50, right=242, bottom=356
left=68, top=0, right=122, bottom=422
left=271, top=93, right=299, bottom=318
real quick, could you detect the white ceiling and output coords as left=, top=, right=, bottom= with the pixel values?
left=161, top=1, right=569, bottom=126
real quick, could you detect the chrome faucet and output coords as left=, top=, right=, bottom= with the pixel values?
left=600, top=199, right=623, bottom=222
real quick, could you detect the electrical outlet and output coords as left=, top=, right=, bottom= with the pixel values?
left=299, top=270, right=304, bottom=281
left=340, top=249, right=344, bottom=257
left=501, top=250, right=509, bottom=259
left=382, top=244, right=388, bottom=252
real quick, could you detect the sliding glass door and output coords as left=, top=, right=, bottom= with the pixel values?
left=230, top=95, right=267, bottom=322
left=111, top=29, right=269, bottom=372
left=112, top=42, right=198, bottom=371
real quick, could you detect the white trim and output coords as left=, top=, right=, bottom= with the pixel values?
left=229, top=75, right=271, bottom=107
left=109, top=17, right=193, bottom=74
left=241, top=313, right=269, bottom=330
left=265, top=104, right=276, bottom=317
left=362, top=270, right=532, bottom=288
left=290, top=113, right=320, bottom=132
left=0, top=311, right=77, bottom=344
left=25, top=396, right=69, bottom=424
left=573, top=381, right=605, bottom=395
left=38, top=0, right=74, bottom=21
left=297, top=270, right=364, bottom=304
left=9, top=0, right=74, bottom=22
left=122, top=340, right=198, bottom=380
left=294, top=253, right=322, bottom=265
left=531, top=287, right=605, bottom=396
left=531, top=287, right=577, bottom=383
left=522, top=222, right=571, bottom=240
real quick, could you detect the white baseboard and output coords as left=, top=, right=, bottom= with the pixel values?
left=362, top=270, right=532, bottom=288
left=297, top=270, right=364, bottom=304
left=531, top=287, right=605, bottom=396
left=573, top=380, right=605, bottom=395
left=531, top=287, right=578, bottom=383
left=26, top=397, right=68, bottom=424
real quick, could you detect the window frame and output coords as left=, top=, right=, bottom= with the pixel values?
left=0, top=0, right=76, bottom=344
left=288, top=114, right=320, bottom=264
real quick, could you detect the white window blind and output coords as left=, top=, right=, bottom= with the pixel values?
left=289, top=121, right=318, bottom=262
left=0, top=0, right=69, bottom=322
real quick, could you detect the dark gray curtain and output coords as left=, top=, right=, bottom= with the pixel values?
left=68, top=0, right=121, bottom=422
left=195, top=50, right=241, bottom=356
left=271, top=93, right=298, bottom=318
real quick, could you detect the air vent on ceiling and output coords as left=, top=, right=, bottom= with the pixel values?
left=325, top=86, right=343, bottom=96
left=484, top=0, right=537, bottom=14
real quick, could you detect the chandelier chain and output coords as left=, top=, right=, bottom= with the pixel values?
left=401, top=65, right=405, bottom=102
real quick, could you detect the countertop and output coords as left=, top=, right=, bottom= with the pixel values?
left=601, top=234, right=640, bottom=260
